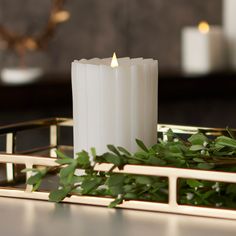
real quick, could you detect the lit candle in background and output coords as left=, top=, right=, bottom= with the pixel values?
left=223, top=0, right=236, bottom=69
left=1, top=67, right=43, bottom=85
left=181, top=21, right=225, bottom=75
left=72, top=54, right=158, bottom=156
left=198, top=21, right=210, bottom=34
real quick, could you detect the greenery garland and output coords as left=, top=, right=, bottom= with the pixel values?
left=23, top=129, right=236, bottom=209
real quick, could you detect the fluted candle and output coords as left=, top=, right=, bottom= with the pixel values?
left=71, top=55, right=158, bottom=157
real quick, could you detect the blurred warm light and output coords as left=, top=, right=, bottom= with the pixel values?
left=111, top=52, right=119, bottom=68
left=25, top=38, right=37, bottom=50
left=1, top=68, right=43, bottom=85
left=52, top=10, right=70, bottom=23
left=198, top=21, right=210, bottom=34
left=0, top=39, right=8, bottom=49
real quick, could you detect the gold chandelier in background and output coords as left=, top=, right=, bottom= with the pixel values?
left=0, top=0, right=70, bottom=57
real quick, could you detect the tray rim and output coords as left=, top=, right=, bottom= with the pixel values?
left=1, top=117, right=236, bottom=220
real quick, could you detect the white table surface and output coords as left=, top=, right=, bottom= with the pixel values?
left=0, top=197, right=236, bottom=236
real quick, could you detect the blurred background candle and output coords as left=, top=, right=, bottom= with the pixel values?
left=223, top=0, right=236, bottom=69
left=1, top=67, right=42, bottom=85
left=182, top=21, right=225, bottom=75
left=72, top=55, right=158, bottom=155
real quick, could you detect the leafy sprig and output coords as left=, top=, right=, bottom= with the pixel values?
left=23, top=129, right=236, bottom=208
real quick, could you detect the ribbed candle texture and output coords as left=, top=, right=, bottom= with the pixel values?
left=71, top=57, right=158, bottom=156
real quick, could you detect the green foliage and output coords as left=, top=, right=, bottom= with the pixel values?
left=215, top=136, right=236, bottom=149
left=49, top=187, right=72, bottom=203
left=23, top=129, right=236, bottom=209
left=136, top=139, right=149, bottom=152
left=23, top=167, right=49, bottom=191
left=188, top=133, right=208, bottom=145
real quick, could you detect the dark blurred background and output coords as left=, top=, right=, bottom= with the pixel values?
left=1, top=0, right=235, bottom=128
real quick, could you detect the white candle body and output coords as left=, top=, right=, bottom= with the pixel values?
left=223, top=0, right=236, bottom=69
left=182, top=27, right=225, bottom=74
left=130, top=62, right=145, bottom=152
left=100, top=65, right=116, bottom=152
left=72, top=57, right=158, bottom=156
left=72, top=61, right=89, bottom=157
left=115, top=65, right=131, bottom=150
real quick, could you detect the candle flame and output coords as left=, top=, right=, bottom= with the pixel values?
left=198, top=21, right=210, bottom=34
left=111, top=52, right=119, bottom=68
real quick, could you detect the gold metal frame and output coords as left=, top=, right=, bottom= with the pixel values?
left=0, top=118, right=236, bottom=220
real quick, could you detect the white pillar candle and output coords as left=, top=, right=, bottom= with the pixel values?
left=72, top=55, right=158, bottom=156
left=182, top=22, right=225, bottom=74
left=223, top=0, right=236, bottom=69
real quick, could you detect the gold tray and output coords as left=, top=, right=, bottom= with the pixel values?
left=0, top=117, right=236, bottom=220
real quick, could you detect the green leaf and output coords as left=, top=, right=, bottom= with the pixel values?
left=197, top=163, right=214, bottom=170
left=72, top=175, right=84, bottom=184
left=107, top=175, right=125, bottom=195
left=108, top=197, right=123, bottom=208
left=102, top=153, right=123, bottom=166
left=186, top=179, right=203, bottom=188
left=81, top=178, right=101, bottom=194
left=108, top=174, right=125, bottom=187
left=26, top=168, right=48, bottom=191
left=90, top=147, right=96, bottom=158
left=55, top=150, right=71, bottom=159
left=40, top=168, right=48, bottom=176
left=136, top=139, right=149, bottom=152
left=202, top=190, right=216, bottom=199
left=49, top=187, right=71, bottom=202
left=127, top=158, right=142, bottom=165
left=32, top=180, right=42, bottom=191
left=56, top=158, right=75, bottom=165
left=123, top=184, right=134, bottom=192
left=60, top=163, right=76, bottom=178
left=134, top=151, right=148, bottom=159
left=164, top=151, right=184, bottom=160
left=166, top=129, right=174, bottom=142
left=107, top=145, right=120, bottom=156
left=27, top=173, right=43, bottom=185
left=135, top=176, right=152, bottom=185
left=151, top=182, right=168, bottom=193
left=190, top=145, right=205, bottom=151
left=215, top=136, right=236, bottom=149
left=226, top=127, right=235, bottom=139
left=117, top=146, right=131, bottom=156
left=188, top=133, right=208, bottom=145
left=21, top=168, right=40, bottom=173
left=193, top=158, right=205, bottom=163
left=76, top=151, right=90, bottom=167
left=146, top=156, right=166, bottom=166
left=109, top=185, right=123, bottom=195
left=169, top=145, right=182, bottom=153
left=124, top=193, right=138, bottom=199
